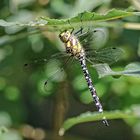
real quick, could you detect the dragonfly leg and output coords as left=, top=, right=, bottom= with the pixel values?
left=67, top=19, right=74, bottom=34
left=74, top=27, right=84, bottom=35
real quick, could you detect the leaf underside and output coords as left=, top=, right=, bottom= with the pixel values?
left=92, top=62, right=140, bottom=78
left=0, top=9, right=139, bottom=31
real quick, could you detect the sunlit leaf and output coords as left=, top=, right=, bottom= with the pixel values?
left=0, top=20, right=18, bottom=27
left=59, top=110, right=137, bottom=136
left=92, top=62, right=140, bottom=78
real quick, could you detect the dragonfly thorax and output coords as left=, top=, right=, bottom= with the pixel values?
left=59, top=30, right=71, bottom=43
left=59, top=30, right=85, bottom=58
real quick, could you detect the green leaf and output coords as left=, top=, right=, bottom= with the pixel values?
left=0, top=9, right=140, bottom=31
left=41, top=9, right=139, bottom=30
left=59, top=110, right=136, bottom=136
left=0, top=20, right=18, bottom=27
left=0, top=19, right=48, bottom=27
left=92, top=62, right=140, bottom=78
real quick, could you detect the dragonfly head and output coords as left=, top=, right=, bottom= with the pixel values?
left=59, top=30, right=71, bottom=43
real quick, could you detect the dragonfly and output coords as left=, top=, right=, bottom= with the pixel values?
left=58, top=27, right=123, bottom=126
left=24, top=26, right=123, bottom=126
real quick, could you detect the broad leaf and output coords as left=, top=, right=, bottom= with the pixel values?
left=92, top=62, right=140, bottom=78
left=0, top=9, right=140, bottom=31
left=59, top=110, right=136, bottom=136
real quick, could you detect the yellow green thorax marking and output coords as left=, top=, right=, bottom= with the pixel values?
left=59, top=30, right=84, bottom=57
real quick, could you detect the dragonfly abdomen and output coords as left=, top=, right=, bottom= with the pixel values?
left=79, top=56, right=109, bottom=126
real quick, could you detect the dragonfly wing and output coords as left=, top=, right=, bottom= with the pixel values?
left=86, top=47, right=124, bottom=65
left=75, top=28, right=124, bottom=64
left=24, top=51, right=68, bottom=68
left=77, top=28, right=107, bottom=50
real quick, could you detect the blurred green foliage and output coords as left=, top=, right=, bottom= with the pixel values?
left=0, top=0, right=140, bottom=140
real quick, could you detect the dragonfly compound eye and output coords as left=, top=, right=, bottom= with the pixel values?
left=59, top=31, right=71, bottom=43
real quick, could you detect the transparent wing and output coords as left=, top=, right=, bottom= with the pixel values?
left=76, top=28, right=107, bottom=50
left=74, top=28, right=123, bottom=64
left=86, top=47, right=124, bottom=65
left=24, top=52, right=68, bottom=68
